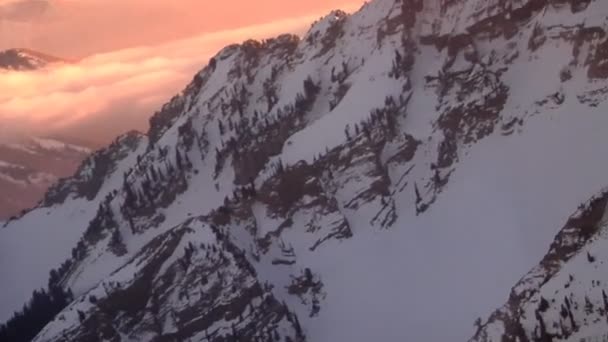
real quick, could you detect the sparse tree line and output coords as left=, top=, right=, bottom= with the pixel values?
left=0, top=192, right=126, bottom=342
left=215, top=91, right=407, bottom=225
left=287, top=268, right=324, bottom=317
left=214, top=76, right=320, bottom=179
left=0, top=269, right=74, bottom=342
left=40, top=134, right=133, bottom=210
left=389, top=39, right=416, bottom=80
left=0, top=131, right=202, bottom=342
left=172, top=223, right=304, bottom=342
left=344, top=94, right=403, bottom=144
left=0, top=41, right=409, bottom=342
left=219, top=290, right=304, bottom=342
left=121, top=143, right=193, bottom=228
left=200, top=294, right=304, bottom=342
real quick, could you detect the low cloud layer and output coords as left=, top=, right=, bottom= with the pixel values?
left=0, top=0, right=361, bottom=57
left=0, top=3, right=361, bottom=145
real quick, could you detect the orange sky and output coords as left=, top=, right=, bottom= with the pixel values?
left=0, top=0, right=366, bottom=144
left=0, top=0, right=364, bottom=58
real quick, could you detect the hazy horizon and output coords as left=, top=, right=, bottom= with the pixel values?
left=0, top=0, right=364, bottom=144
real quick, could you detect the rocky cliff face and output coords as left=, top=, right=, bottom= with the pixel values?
left=4, top=0, right=608, bottom=341
left=34, top=218, right=304, bottom=342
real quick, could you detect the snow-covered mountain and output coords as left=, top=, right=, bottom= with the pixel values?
left=470, top=191, right=608, bottom=342
left=0, top=48, right=66, bottom=71
left=3, top=0, right=608, bottom=341
left=0, top=137, right=91, bottom=220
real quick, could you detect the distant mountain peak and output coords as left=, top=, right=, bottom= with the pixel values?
left=0, top=48, right=67, bottom=71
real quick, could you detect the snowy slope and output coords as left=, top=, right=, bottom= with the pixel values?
left=0, top=133, right=144, bottom=322
left=4, top=0, right=608, bottom=341
left=470, top=191, right=608, bottom=342
left=34, top=217, right=304, bottom=342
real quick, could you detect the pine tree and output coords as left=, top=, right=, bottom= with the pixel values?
left=276, top=159, right=285, bottom=175
left=123, top=181, right=137, bottom=209
left=539, top=296, right=549, bottom=312
left=110, top=228, right=123, bottom=249
left=564, top=296, right=577, bottom=331
left=249, top=177, right=257, bottom=197
left=304, top=268, right=313, bottom=283
left=602, top=290, right=608, bottom=323
left=0, top=283, right=76, bottom=342
left=150, top=167, right=158, bottom=182
left=584, top=295, right=594, bottom=314
left=294, top=314, right=303, bottom=338
left=78, top=310, right=85, bottom=322
left=218, top=119, right=225, bottom=135
left=176, top=147, right=183, bottom=170
left=535, top=308, right=551, bottom=342
left=341, top=61, right=349, bottom=81
left=158, top=167, right=165, bottom=182
left=473, top=317, right=482, bottom=335
left=433, top=169, right=441, bottom=186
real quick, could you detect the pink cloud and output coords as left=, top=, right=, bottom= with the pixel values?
left=0, top=4, right=363, bottom=144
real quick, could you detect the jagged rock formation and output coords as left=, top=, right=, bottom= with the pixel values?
left=3, top=0, right=608, bottom=341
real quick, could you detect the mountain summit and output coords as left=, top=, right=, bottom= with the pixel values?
left=3, top=0, right=608, bottom=341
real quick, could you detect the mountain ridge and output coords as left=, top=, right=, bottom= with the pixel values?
left=3, top=0, right=608, bottom=341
